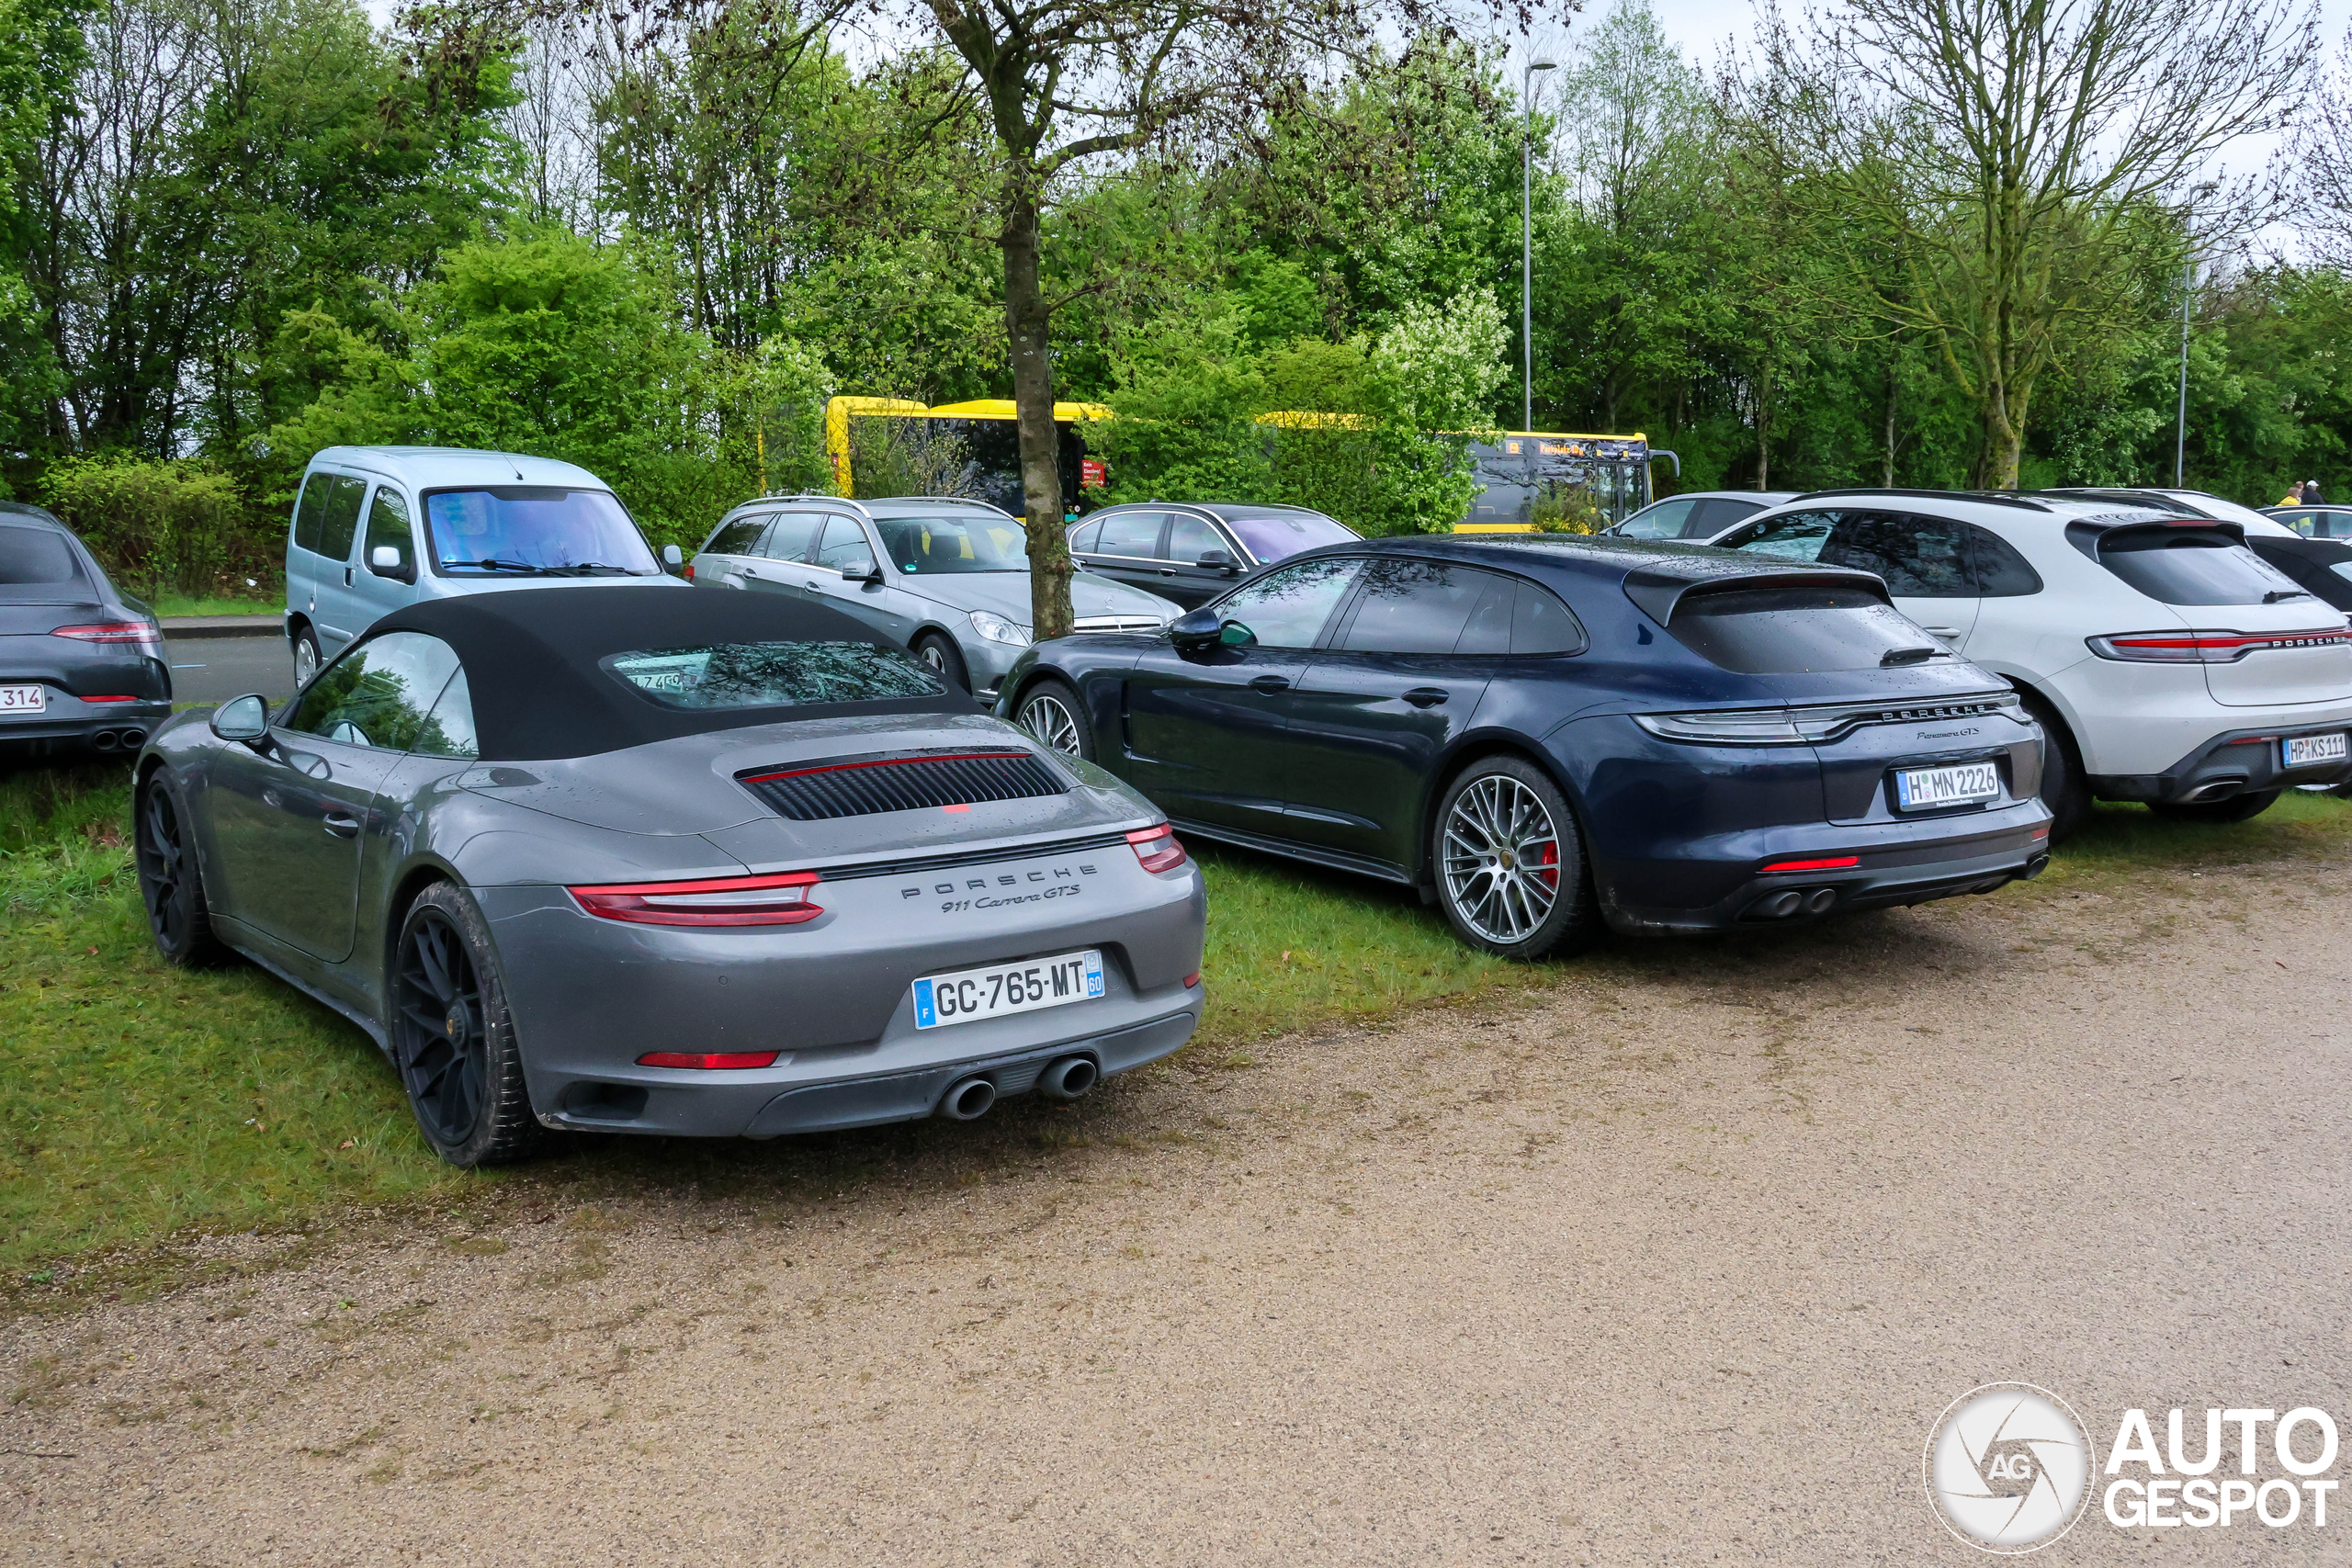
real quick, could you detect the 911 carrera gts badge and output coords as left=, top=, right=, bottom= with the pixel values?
left=905, top=863, right=1098, bottom=903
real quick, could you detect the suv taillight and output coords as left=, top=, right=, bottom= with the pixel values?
left=569, top=870, right=820, bottom=926
left=2087, top=627, right=2351, bottom=663
left=1127, top=823, right=1186, bottom=874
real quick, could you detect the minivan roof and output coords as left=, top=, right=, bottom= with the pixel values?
left=306, top=446, right=608, bottom=491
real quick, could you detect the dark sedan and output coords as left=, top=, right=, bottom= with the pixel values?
left=0, top=501, right=171, bottom=761
left=1069, top=502, right=1360, bottom=608
left=996, top=536, right=2052, bottom=958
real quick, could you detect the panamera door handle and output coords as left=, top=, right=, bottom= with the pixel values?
left=1249, top=675, right=1292, bottom=694
left=1402, top=687, right=1449, bottom=707
left=322, top=813, right=360, bottom=839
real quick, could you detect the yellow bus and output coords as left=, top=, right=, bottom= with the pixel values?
left=825, top=398, right=1110, bottom=516
left=1455, top=432, right=1657, bottom=532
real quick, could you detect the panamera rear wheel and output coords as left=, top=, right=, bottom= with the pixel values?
left=1432, top=757, right=1598, bottom=961
left=1017, top=678, right=1093, bottom=761
left=134, top=773, right=229, bottom=968
left=391, top=882, right=544, bottom=1167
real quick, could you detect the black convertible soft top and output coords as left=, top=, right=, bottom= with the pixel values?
left=368, top=585, right=971, bottom=761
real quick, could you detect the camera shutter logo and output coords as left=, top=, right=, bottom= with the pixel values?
left=1924, top=1383, right=2096, bottom=1553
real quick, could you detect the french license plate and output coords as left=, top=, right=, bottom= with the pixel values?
left=0, top=683, right=45, bottom=715
left=1894, top=761, right=2000, bottom=810
left=913, top=950, right=1103, bottom=1030
left=2283, top=732, right=2348, bottom=768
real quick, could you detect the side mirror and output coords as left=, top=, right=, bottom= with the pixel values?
left=662, top=543, right=684, bottom=570
left=1170, top=607, right=1222, bottom=655
left=841, top=554, right=884, bottom=585
left=368, top=545, right=414, bottom=583
left=210, top=693, right=271, bottom=750
left=1197, top=550, right=1239, bottom=576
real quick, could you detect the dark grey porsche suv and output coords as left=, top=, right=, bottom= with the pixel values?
left=0, top=502, right=171, bottom=760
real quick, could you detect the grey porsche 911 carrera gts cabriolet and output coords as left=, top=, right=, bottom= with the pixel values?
left=131, top=587, right=1206, bottom=1166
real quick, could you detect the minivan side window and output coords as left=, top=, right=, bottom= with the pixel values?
left=293, top=472, right=335, bottom=556
left=362, top=487, right=413, bottom=572
left=299, top=475, right=367, bottom=563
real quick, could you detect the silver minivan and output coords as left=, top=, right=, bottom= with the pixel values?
left=283, top=446, right=686, bottom=684
left=688, top=494, right=1178, bottom=698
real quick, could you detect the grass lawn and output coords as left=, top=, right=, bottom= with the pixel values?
left=148, top=590, right=280, bottom=620
left=5, top=758, right=2348, bottom=1281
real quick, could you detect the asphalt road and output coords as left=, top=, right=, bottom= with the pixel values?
left=5, top=852, right=2349, bottom=1565
left=164, top=632, right=296, bottom=707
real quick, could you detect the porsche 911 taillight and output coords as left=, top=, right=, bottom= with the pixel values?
left=637, top=1051, right=779, bottom=1069
left=1127, top=823, right=1186, bottom=874
left=569, top=870, right=820, bottom=927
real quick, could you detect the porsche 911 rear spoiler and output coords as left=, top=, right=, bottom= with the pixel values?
left=1620, top=564, right=1892, bottom=626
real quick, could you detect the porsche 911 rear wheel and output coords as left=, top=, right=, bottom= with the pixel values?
left=1432, top=758, right=1598, bottom=961
left=135, top=773, right=229, bottom=967
left=391, top=883, right=544, bottom=1167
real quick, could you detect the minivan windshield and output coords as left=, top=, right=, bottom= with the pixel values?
left=422, top=488, right=661, bottom=576
left=872, top=514, right=1028, bottom=574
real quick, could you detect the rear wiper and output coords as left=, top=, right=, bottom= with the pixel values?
left=1881, top=646, right=1946, bottom=666
left=2265, top=588, right=2312, bottom=603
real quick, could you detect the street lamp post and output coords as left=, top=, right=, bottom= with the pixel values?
left=1523, top=53, right=1558, bottom=433
left=2176, top=180, right=2219, bottom=487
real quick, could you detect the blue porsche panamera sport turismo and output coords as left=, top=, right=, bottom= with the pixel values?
left=997, top=534, right=2054, bottom=958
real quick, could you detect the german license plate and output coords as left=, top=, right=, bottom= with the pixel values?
left=1894, top=761, right=2000, bottom=810
left=912, top=950, right=1103, bottom=1030
left=2283, top=732, right=2348, bottom=767
left=0, top=683, right=45, bottom=715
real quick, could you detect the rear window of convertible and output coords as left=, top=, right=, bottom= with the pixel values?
left=605, top=641, right=947, bottom=709
left=1668, top=586, right=1939, bottom=674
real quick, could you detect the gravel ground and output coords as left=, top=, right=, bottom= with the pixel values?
left=5, top=858, right=2348, bottom=1565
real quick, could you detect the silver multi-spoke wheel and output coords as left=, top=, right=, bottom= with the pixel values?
left=1021, top=692, right=1082, bottom=755
left=1441, top=773, right=1562, bottom=945
left=291, top=632, right=320, bottom=688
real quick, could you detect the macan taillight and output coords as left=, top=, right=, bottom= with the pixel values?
left=1127, top=823, right=1187, bottom=874
left=2086, top=626, right=2352, bottom=663
left=569, top=870, right=821, bottom=927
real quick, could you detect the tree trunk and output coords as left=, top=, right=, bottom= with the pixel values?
left=1754, top=364, right=1772, bottom=491
left=1882, top=354, right=1898, bottom=488
left=1001, top=175, right=1072, bottom=638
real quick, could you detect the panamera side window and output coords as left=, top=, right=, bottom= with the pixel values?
left=1216, top=556, right=1363, bottom=649
left=283, top=631, right=463, bottom=751
left=1337, top=559, right=1505, bottom=654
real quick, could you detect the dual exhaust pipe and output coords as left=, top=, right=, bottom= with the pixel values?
left=87, top=728, right=147, bottom=752
left=1748, top=886, right=1839, bottom=920
left=937, top=1054, right=1100, bottom=1122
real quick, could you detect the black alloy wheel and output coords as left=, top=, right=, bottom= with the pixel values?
left=911, top=630, right=970, bottom=693
left=2151, top=789, right=2282, bottom=825
left=390, top=883, right=544, bottom=1167
left=134, top=774, right=229, bottom=967
left=1016, top=678, right=1093, bottom=760
left=1430, top=756, right=1600, bottom=961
